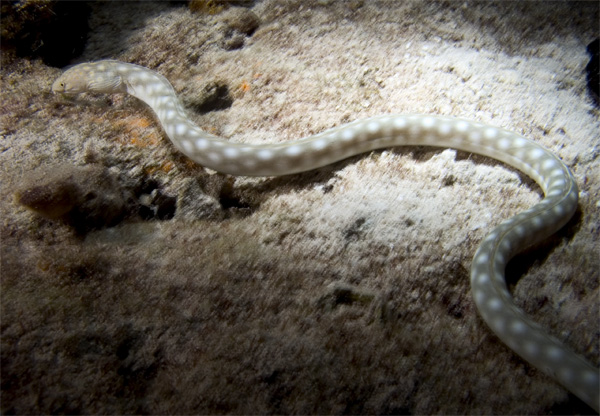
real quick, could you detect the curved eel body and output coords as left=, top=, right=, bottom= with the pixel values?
left=52, top=60, right=599, bottom=411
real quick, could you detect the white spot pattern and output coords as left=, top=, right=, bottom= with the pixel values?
left=52, top=60, right=598, bottom=412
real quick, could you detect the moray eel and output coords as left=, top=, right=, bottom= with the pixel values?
left=52, top=60, right=599, bottom=411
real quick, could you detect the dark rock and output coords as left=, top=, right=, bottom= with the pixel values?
left=137, top=189, right=177, bottom=221
left=217, top=29, right=246, bottom=50
left=0, top=1, right=90, bottom=67
left=186, top=81, right=233, bottom=113
left=221, top=7, right=260, bottom=36
left=175, top=178, right=224, bottom=221
left=215, top=7, right=260, bottom=50
left=16, top=165, right=131, bottom=233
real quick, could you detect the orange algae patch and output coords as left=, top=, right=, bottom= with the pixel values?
left=108, top=116, right=161, bottom=147
left=144, top=161, right=175, bottom=175
left=185, top=159, right=197, bottom=169
left=234, top=79, right=252, bottom=99
left=160, top=161, right=174, bottom=173
left=239, top=80, right=251, bottom=93
left=237, top=74, right=261, bottom=96
left=129, top=117, right=152, bottom=129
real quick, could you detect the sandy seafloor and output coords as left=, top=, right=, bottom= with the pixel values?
left=1, top=1, right=599, bottom=414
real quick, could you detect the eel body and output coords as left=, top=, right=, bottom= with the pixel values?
left=52, top=60, right=599, bottom=411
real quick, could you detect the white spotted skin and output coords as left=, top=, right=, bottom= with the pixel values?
left=53, top=60, right=598, bottom=411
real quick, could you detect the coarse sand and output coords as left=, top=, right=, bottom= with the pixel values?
left=1, top=1, right=598, bottom=414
